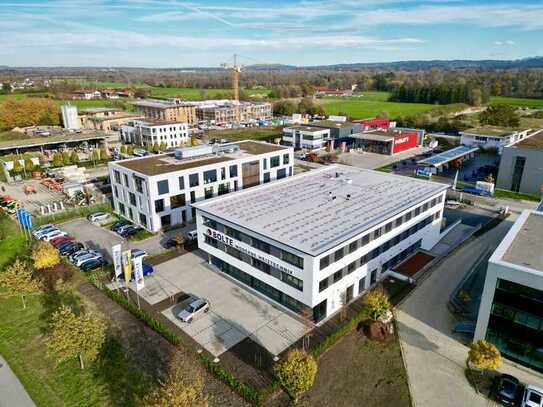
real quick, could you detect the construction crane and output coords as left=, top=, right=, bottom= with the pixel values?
left=221, top=54, right=241, bottom=102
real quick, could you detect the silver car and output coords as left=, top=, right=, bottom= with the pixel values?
left=176, top=298, right=209, bottom=323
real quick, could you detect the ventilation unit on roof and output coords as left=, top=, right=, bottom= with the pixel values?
left=174, top=144, right=213, bottom=160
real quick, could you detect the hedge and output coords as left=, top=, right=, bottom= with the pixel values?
left=35, top=202, right=113, bottom=226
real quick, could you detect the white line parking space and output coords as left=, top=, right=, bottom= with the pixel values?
left=139, top=251, right=309, bottom=357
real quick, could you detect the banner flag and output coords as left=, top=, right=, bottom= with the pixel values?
left=112, top=244, right=122, bottom=279
left=122, top=250, right=132, bottom=283
left=16, top=208, right=23, bottom=226
left=133, top=256, right=145, bottom=291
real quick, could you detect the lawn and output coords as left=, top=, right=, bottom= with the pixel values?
left=149, top=87, right=232, bottom=100
left=0, top=214, right=27, bottom=270
left=490, top=96, right=543, bottom=108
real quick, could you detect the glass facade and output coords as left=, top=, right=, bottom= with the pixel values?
left=486, top=279, right=543, bottom=372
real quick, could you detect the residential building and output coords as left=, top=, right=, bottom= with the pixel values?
left=315, top=85, right=356, bottom=97
left=79, top=107, right=145, bottom=131
left=460, top=126, right=533, bottom=153
left=474, top=209, right=543, bottom=372
left=282, top=125, right=331, bottom=150
left=496, top=130, right=543, bottom=195
left=72, top=89, right=102, bottom=100
left=193, top=100, right=272, bottom=124
left=132, top=99, right=197, bottom=124
left=194, top=166, right=447, bottom=323
left=120, top=120, right=189, bottom=148
left=108, top=141, right=294, bottom=232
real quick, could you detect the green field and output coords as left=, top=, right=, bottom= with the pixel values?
left=490, top=96, right=543, bottom=108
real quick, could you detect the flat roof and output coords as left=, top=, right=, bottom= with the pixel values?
left=351, top=132, right=394, bottom=142
left=80, top=107, right=120, bottom=114
left=462, top=126, right=524, bottom=137
left=285, top=125, right=329, bottom=133
left=417, top=145, right=479, bottom=167
left=116, top=141, right=286, bottom=176
left=513, top=130, right=543, bottom=150
left=132, top=99, right=176, bottom=109
left=502, top=212, right=543, bottom=272
left=195, top=165, right=448, bottom=256
left=311, top=120, right=360, bottom=129
left=0, top=132, right=106, bottom=150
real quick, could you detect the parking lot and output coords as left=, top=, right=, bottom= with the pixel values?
left=126, top=251, right=308, bottom=357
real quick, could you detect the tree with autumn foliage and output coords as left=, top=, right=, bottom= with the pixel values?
left=32, top=240, right=61, bottom=270
left=274, top=348, right=317, bottom=402
left=142, top=367, right=208, bottom=407
left=0, top=259, right=41, bottom=309
left=361, top=288, right=391, bottom=320
left=0, top=98, right=59, bottom=130
left=46, top=305, right=106, bottom=369
left=468, top=340, right=502, bottom=371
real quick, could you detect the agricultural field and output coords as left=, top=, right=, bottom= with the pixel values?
left=490, top=96, right=543, bottom=108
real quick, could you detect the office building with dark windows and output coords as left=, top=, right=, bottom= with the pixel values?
left=194, top=165, right=447, bottom=323
left=475, top=209, right=543, bottom=372
left=108, top=141, right=293, bottom=232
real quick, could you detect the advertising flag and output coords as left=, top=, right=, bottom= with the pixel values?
left=21, top=210, right=30, bottom=230
left=133, top=255, right=145, bottom=291
left=16, top=208, right=23, bottom=226
left=112, top=244, right=122, bottom=279
left=122, top=250, right=132, bottom=283
left=26, top=212, right=33, bottom=230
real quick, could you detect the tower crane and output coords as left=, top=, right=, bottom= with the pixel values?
left=221, top=54, right=242, bottom=102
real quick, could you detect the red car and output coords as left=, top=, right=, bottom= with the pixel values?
left=50, top=235, right=75, bottom=248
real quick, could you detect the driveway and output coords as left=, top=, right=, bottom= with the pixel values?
left=129, top=251, right=308, bottom=357
left=0, top=354, right=36, bottom=407
left=397, top=213, right=543, bottom=406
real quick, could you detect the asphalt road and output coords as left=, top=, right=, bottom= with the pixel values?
left=397, top=213, right=543, bottom=406
left=0, top=355, right=36, bottom=407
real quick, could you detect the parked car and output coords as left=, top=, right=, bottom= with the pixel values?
left=176, top=298, right=209, bottom=323
left=41, top=230, right=67, bottom=242
left=186, top=230, right=198, bottom=241
left=120, top=225, right=140, bottom=238
left=80, top=258, right=104, bottom=272
left=130, top=263, right=154, bottom=281
left=69, top=249, right=99, bottom=263
left=114, top=223, right=134, bottom=235
left=87, top=212, right=111, bottom=222
left=522, top=385, right=543, bottom=407
left=130, top=248, right=147, bottom=259
left=493, top=374, right=522, bottom=406
left=111, top=221, right=129, bottom=233
left=33, top=225, right=58, bottom=239
left=59, top=242, right=84, bottom=256
left=73, top=252, right=103, bottom=267
left=50, top=235, right=75, bottom=248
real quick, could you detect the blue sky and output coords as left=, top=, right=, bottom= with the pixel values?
left=1, top=0, right=543, bottom=67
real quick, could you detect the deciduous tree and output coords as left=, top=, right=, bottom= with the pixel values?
left=32, top=241, right=60, bottom=270
left=142, top=368, right=208, bottom=407
left=0, top=98, right=60, bottom=130
left=46, top=305, right=106, bottom=369
left=69, top=150, right=79, bottom=164
left=274, top=348, right=317, bottom=402
left=0, top=259, right=41, bottom=309
left=52, top=151, right=63, bottom=167
left=361, top=289, right=391, bottom=320
left=468, top=340, right=502, bottom=371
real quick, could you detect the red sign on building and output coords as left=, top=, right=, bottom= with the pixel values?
left=392, top=132, right=418, bottom=154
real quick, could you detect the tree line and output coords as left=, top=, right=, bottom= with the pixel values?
left=389, top=83, right=490, bottom=106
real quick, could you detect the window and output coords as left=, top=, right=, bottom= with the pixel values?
left=225, top=226, right=241, bottom=240
left=385, top=222, right=393, bottom=233
left=204, top=186, right=213, bottom=199
left=423, top=202, right=429, bottom=211
left=154, top=199, right=164, bottom=212
left=334, top=248, right=344, bottom=262
left=218, top=183, right=229, bottom=196
left=252, top=238, right=270, bottom=254
left=263, top=158, right=267, bottom=170
left=263, top=172, right=271, bottom=183
left=277, top=168, right=287, bottom=179
left=220, top=167, right=226, bottom=180
left=114, top=170, right=121, bottom=184
left=360, top=234, right=370, bottom=247
left=203, top=169, right=217, bottom=184
left=395, top=217, right=403, bottom=227
left=157, top=180, right=169, bottom=195
left=333, top=270, right=342, bottom=283
left=178, top=176, right=185, bottom=190
left=190, top=190, right=196, bottom=203
left=349, top=241, right=358, bottom=253
left=358, top=277, right=366, bottom=294
left=129, top=192, right=136, bottom=206
left=114, top=185, right=119, bottom=198
left=347, top=261, right=356, bottom=274
left=161, top=214, right=171, bottom=227
left=134, top=176, right=144, bottom=193
left=123, top=173, right=129, bottom=187
left=139, top=213, right=147, bottom=227
left=270, top=156, right=280, bottom=168
left=189, top=173, right=199, bottom=187
left=373, top=228, right=381, bottom=240
left=511, top=156, right=526, bottom=192
left=128, top=207, right=134, bottom=220
left=319, top=278, right=329, bottom=292
left=282, top=273, right=303, bottom=291
left=404, top=211, right=412, bottom=222
left=370, top=269, right=377, bottom=285
left=170, top=194, right=185, bottom=209
left=283, top=153, right=290, bottom=165
left=281, top=250, right=304, bottom=269
left=320, top=255, right=330, bottom=270
left=414, top=207, right=421, bottom=217
left=229, top=165, right=238, bottom=178
left=252, top=258, right=271, bottom=274
left=118, top=202, right=125, bottom=215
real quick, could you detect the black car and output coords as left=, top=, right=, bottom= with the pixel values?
left=80, top=258, right=104, bottom=272
left=59, top=242, right=84, bottom=256
left=120, top=225, right=140, bottom=238
left=493, top=374, right=522, bottom=406
left=110, top=221, right=129, bottom=233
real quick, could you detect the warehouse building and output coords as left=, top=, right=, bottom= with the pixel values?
left=348, top=129, right=421, bottom=155
left=474, top=209, right=543, bottom=372
left=120, top=120, right=189, bottom=148
left=108, top=141, right=293, bottom=232
left=496, top=130, right=543, bottom=196
left=282, top=125, right=331, bottom=150
left=460, top=126, right=532, bottom=153
left=194, top=166, right=447, bottom=323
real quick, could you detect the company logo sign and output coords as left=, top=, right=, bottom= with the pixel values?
left=394, top=136, right=410, bottom=145
left=205, top=228, right=298, bottom=275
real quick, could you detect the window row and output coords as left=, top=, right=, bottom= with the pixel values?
left=263, top=153, right=290, bottom=170
left=319, top=195, right=443, bottom=270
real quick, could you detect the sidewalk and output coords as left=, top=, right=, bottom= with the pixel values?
left=0, top=354, right=36, bottom=407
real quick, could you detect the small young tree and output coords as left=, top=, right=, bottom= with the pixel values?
left=274, top=348, right=317, bottom=402
left=62, top=151, right=71, bottom=166
left=69, top=150, right=80, bottom=164
left=99, top=147, right=108, bottom=160
left=361, top=289, right=391, bottom=320
left=0, top=259, right=41, bottom=309
left=126, top=145, right=134, bottom=155
left=190, top=135, right=198, bottom=146
left=142, top=368, right=208, bottom=407
left=52, top=151, right=63, bottom=167
left=32, top=241, right=60, bottom=270
left=11, top=159, right=22, bottom=175
left=90, top=149, right=100, bottom=164
left=468, top=340, right=502, bottom=371
left=24, top=156, right=35, bottom=173
left=47, top=305, right=106, bottom=369
left=120, top=145, right=127, bottom=154
left=159, top=142, right=168, bottom=152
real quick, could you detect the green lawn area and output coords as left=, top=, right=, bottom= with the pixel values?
left=0, top=214, right=27, bottom=270
left=494, top=188, right=541, bottom=202
left=149, top=87, right=232, bottom=100
left=204, top=126, right=283, bottom=142
left=490, top=96, right=543, bottom=108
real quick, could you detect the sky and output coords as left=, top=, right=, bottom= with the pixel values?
left=1, top=0, right=543, bottom=67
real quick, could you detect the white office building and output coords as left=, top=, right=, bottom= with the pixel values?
left=194, top=166, right=447, bottom=323
left=60, top=103, right=81, bottom=130
left=282, top=125, right=331, bottom=150
left=120, top=120, right=189, bottom=148
left=108, top=141, right=294, bottom=232
left=460, top=126, right=532, bottom=153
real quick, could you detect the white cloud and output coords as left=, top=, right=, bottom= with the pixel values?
left=494, top=40, right=516, bottom=46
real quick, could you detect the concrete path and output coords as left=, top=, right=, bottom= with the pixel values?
left=0, top=355, right=36, bottom=407
left=397, top=213, right=543, bottom=407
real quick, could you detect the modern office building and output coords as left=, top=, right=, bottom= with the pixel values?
left=496, top=130, right=543, bottom=196
left=309, top=120, right=362, bottom=140
left=348, top=129, right=421, bottom=155
left=120, top=120, right=189, bottom=148
left=474, top=209, right=543, bottom=372
left=282, top=125, right=331, bottom=150
left=132, top=99, right=197, bottom=124
left=460, top=126, right=533, bottom=153
left=60, top=103, right=81, bottom=130
left=108, top=141, right=293, bottom=232
left=194, top=165, right=447, bottom=323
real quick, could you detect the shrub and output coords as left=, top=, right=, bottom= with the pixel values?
left=274, top=348, right=317, bottom=402
left=141, top=367, right=208, bottom=407
left=361, top=289, right=391, bottom=320
left=32, top=240, right=60, bottom=270
left=468, top=340, right=502, bottom=371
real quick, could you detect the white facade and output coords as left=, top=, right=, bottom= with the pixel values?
left=194, top=166, right=447, bottom=322
left=460, top=129, right=531, bottom=153
left=60, top=104, right=81, bottom=130
left=121, top=120, right=189, bottom=148
left=108, top=141, right=294, bottom=233
left=282, top=126, right=331, bottom=150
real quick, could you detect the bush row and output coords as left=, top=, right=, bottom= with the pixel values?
left=35, top=202, right=113, bottom=226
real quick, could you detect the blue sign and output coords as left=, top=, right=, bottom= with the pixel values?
left=15, top=208, right=23, bottom=225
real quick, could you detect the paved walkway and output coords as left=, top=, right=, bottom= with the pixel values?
left=397, top=213, right=543, bottom=406
left=0, top=355, right=36, bottom=407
